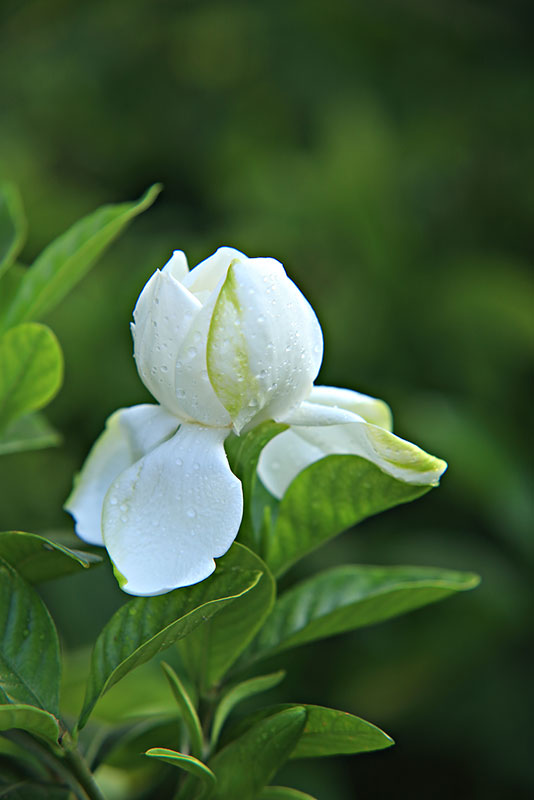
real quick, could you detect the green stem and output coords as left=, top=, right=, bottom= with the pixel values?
left=61, top=734, right=107, bottom=800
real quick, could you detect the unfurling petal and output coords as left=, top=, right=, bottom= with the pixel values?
left=102, top=423, right=243, bottom=596
left=307, top=385, right=393, bottom=430
left=207, top=258, right=323, bottom=433
left=258, top=398, right=447, bottom=499
left=132, top=269, right=201, bottom=417
left=64, top=405, right=179, bottom=545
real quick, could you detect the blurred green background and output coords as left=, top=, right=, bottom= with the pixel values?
left=1, top=0, right=532, bottom=797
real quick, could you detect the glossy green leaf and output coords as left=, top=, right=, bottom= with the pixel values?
left=0, top=557, right=60, bottom=713
left=259, top=788, right=318, bottom=800
left=0, top=705, right=60, bottom=750
left=78, top=563, right=262, bottom=729
left=146, top=749, right=216, bottom=797
left=0, top=183, right=26, bottom=278
left=0, top=413, right=61, bottom=456
left=161, top=663, right=203, bottom=759
left=226, top=422, right=287, bottom=551
left=290, top=704, right=393, bottom=758
left=264, top=454, right=433, bottom=576
left=225, top=704, right=393, bottom=759
left=0, top=530, right=101, bottom=584
left=180, top=544, right=276, bottom=695
left=0, top=184, right=161, bottom=330
left=208, top=707, right=306, bottom=800
left=0, top=323, right=63, bottom=434
left=210, top=671, right=286, bottom=749
left=246, top=565, right=481, bottom=662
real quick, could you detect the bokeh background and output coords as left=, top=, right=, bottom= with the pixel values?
left=1, top=0, right=532, bottom=797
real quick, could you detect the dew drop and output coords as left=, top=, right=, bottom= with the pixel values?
left=120, top=515, right=128, bottom=523
left=176, top=360, right=183, bottom=369
left=160, top=365, right=168, bottom=372
left=193, top=463, right=200, bottom=471
left=187, top=346, right=197, bottom=359
left=119, top=504, right=128, bottom=512
left=109, top=497, right=118, bottom=505
left=258, top=315, right=265, bottom=324
left=175, top=457, right=183, bottom=466
left=176, top=388, right=186, bottom=399
left=187, top=508, right=196, bottom=519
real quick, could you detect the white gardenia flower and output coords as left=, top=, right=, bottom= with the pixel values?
left=65, top=247, right=446, bottom=596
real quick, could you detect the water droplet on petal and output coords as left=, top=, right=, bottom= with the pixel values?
left=119, top=504, right=128, bottom=512
left=120, top=515, right=128, bottom=523
left=187, top=346, right=197, bottom=359
left=175, top=457, right=183, bottom=466
left=258, top=315, right=265, bottom=324
left=109, top=497, right=118, bottom=505
left=160, top=365, right=168, bottom=372
left=187, top=508, right=196, bottom=519
left=176, top=388, right=186, bottom=399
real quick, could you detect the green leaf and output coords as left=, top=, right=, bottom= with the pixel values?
left=146, top=749, right=216, bottom=797
left=0, top=557, right=61, bottom=713
left=210, top=671, right=286, bottom=750
left=78, top=563, right=262, bottom=729
left=0, top=531, right=102, bottom=584
left=0, top=413, right=61, bottom=456
left=264, top=454, right=433, bottom=576
left=0, top=184, right=161, bottom=330
left=0, top=264, right=25, bottom=323
left=259, top=788, right=318, bottom=800
left=0, top=782, right=71, bottom=800
left=0, top=323, right=63, bottom=434
left=161, top=663, right=203, bottom=759
left=226, top=704, right=393, bottom=759
left=0, top=183, right=26, bottom=278
left=180, top=544, right=276, bottom=695
left=208, top=707, right=306, bottom=800
left=0, top=705, right=60, bottom=750
left=246, top=565, right=481, bottom=662
left=226, top=422, right=287, bottom=551
left=290, top=704, right=393, bottom=758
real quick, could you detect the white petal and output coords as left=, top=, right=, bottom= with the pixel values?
left=132, top=270, right=202, bottom=416
left=258, top=402, right=447, bottom=499
left=102, top=424, right=243, bottom=596
left=162, top=250, right=189, bottom=281
left=64, top=405, right=179, bottom=545
left=173, top=290, right=233, bottom=427
left=308, top=385, right=393, bottom=430
left=181, top=246, right=247, bottom=299
left=207, top=258, right=323, bottom=433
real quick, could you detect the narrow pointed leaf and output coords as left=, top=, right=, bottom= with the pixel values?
left=78, top=564, right=261, bottom=729
left=225, top=704, right=393, bottom=758
left=290, top=704, right=393, bottom=758
left=211, top=671, right=286, bottom=749
left=0, top=531, right=101, bottom=584
left=0, top=705, right=60, bottom=750
left=0, top=183, right=26, bottom=278
left=161, top=663, right=203, bottom=759
left=180, top=544, right=275, bottom=695
left=0, top=323, right=63, bottom=433
left=0, top=557, right=60, bottom=713
left=145, top=748, right=216, bottom=796
left=0, top=413, right=60, bottom=456
left=208, top=707, right=306, bottom=800
left=259, top=788, right=318, bottom=800
left=264, top=455, right=434, bottom=576
left=225, top=422, right=287, bottom=551
left=1, top=184, right=161, bottom=330
left=246, top=565, right=481, bottom=662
